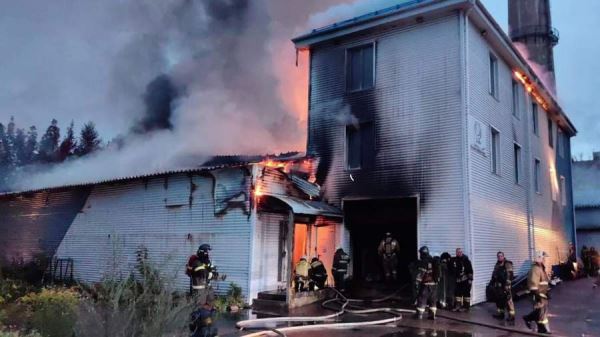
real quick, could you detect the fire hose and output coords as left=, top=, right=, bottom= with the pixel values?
left=236, top=288, right=564, bottom=337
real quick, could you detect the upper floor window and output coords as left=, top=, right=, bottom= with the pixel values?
left=347, top=44, right=374, bottom=92
left=346, top=122, right=374, bottom=170
left=489, top=53, right=499, bottom=98
left=490, top=127, right=500, bottom=174
left=560, top=175, right=567, bottom=206
left=514, top=143, right=522, bottom=185
left=548, top=118, right=554, bottom=148
left=532, top=103, right=539, bottom=136
left=512, top=80, right=520, bottom=118
left=534, top=158, right=541, bottom=194
left=558, top=129, right=565, bottom=157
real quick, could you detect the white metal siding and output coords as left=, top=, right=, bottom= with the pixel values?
left=55, top=170, right=253, bottom=298
left=250, top=212, right=284, bottom=300
left=309, top=14, right=466, bottom=256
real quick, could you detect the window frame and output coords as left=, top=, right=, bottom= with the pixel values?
left=345, top=42, right=376, bottom=93
left=512, top=80, right=520, bottom=119
left=489, top=52, right=499, bottom=99
left=547, top=117, right=554, bottom=148
left=534, top=158, right=541, bottom=194
left=345, top=124, right=362, bottom=171
left=560, top=175, right=567, bottom=206
left=532, top=103, right=539, bottom=136
left=513, top=142, right=522, bottom=185
left=558, top=128, right=565, bottom=158
left=490, top=126, right=501, bottom=175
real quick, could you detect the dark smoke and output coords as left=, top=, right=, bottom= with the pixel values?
left=132, top=74, right=178, bottom=134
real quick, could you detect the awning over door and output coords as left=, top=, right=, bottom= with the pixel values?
left=265, top=195, right=342, bottom=218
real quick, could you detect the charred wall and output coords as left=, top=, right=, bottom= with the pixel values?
left=307, top=14, right=466, bottom=252
left=0, top=188, right=91, bottom=266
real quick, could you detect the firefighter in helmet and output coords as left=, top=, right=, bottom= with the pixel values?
left=332, top=247, right=350, bottom=292
left=415, top=246, right=440, bottom=320
left=378, top=232, right=400, bottom=281
left=294, top=256, right=310, bottom=292
left=490, top=251, right=515, bottom=321
left=451, top=248, right=473, bottom=312
left=190, top=244, right=218, bottom=305
left=309, top=257, right=328, bottom=291
left=523, top=251, right=551, bottom=334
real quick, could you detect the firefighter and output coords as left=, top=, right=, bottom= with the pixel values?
left=309, top=257, right=328, bottom=290
left=581, top=245, right=590, bottom=276
left=490, top=251, right=515, bottom=321
left=451, top=248, right=473, bottom=312
left=567, top=242, right=577, bottom=280
left=189, top=303, right=218, bottom=337
left=415, top=246, right=440, bottom=320
left=378, top=232, right=400, bottom=281
left=190, top=244, right=218, bottom=306
left=590, top=247, right=599, bottom=277
left=294, top=256, right=310, bottom=292
left=332, top=247, right=350, bottom=292
left=523, top=251, right=551, bottom=334
left=437, top=252, right=454, bottom=309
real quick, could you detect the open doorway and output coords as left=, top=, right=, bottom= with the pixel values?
left=344, top=198, right=418, bottom=286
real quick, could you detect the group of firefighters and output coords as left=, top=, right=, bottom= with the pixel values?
left=581, top=245, right=600, bottom=278
left=294, top=248, right=351, bottom=292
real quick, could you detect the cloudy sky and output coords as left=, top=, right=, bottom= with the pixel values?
left=0, top=0, right=598, bottom=159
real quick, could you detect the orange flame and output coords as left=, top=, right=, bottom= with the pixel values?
left=513, top=70, right=549, bottom=111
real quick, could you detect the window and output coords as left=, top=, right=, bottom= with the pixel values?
left=347, top=44, right=374, bottom=92
left=490, top=127, right=500, bottom=174
left=346, top=125, right=361, bottom=169
left=560, top=176, right=567, bottom=206
left=489, top=53, right=499, bottom=98
left=534, top=159, right=541, bottom=193
left=345, top=122, right=374, bottom=170
left=512, top=80, right=520, bottom=118
left=514, top=143, right=522, bottom=184
left=548, top=118, right=554, bottom=148
left=558, top=129, right=565, bottom=157
left=532, top=103, right=539, bottom=135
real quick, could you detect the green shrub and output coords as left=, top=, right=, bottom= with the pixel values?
left=20, top=288, right=79, bottom=337
left=0, top=278, right=34, bottom=304
left=213, top=283, right=246, bottom=312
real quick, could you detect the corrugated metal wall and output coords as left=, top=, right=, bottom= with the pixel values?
left=467, top=18, right=573, bottom=302
left=55, top=169, right=253, bottom=297
left=0, top=188, right=90, bottom=265
left=466, top=20, right=531, bottom=303
left=250, top=212, right=285, bottom=300
left=308, top=14, right=466, bottom=256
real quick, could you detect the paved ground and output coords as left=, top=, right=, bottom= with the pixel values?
left=215, top=277, right=600, bottom=337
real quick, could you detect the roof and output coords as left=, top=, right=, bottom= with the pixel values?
left=573, top=159, right=600, bottom=208
left=293, top=0, right=576, bottom=136
left=0, top=152, right=309, bottom=197
left=266, top=194, right=343, bottom=218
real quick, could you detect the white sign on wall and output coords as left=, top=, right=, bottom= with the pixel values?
left=468, top=115, right=488, bottom=156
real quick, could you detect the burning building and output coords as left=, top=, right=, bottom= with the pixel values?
left=293, top=0, right=576, bottom=303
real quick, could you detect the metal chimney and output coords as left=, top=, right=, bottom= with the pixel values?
left=508, top=0, right=559, bottom=94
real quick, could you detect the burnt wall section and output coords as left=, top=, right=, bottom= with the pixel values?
left=0, top=188, right=91, bottom=265
left=308, top=14, right=466, bottom=252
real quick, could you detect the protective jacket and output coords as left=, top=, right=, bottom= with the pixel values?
left=452, top=255, right=474, bottom=283
left=527, top=263, right=550, bottom=298
left=491, top=260, right=514, bottom=288
left=295, top=259, right=310, bottom=279
left=332, top=249, right=350, bottom=274
left=416, top=255, right=440, bottom=285
left=309, top=259, right=328, bottom=282
left=191, top=257, right=215, bottom=290
left=378, top=237, right=399, bottom=258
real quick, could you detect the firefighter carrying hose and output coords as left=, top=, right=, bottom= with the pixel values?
left=451, top=248, right=473, bottom=312
left=523, top=251, right=552, bottom=334
left=378, top=232, right=400, bottom=282
left=490, top=251, right=515, bottom=321
left=332, top=247, right=350, bottom=292
left=415, top=246, right=440, bottom=320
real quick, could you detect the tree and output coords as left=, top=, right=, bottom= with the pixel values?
left=24, top=126, right=38, bottom=165
left=76, top=122, right=101, bottom=157
left=14, top=128, right=27, bottom=166
left=38, top=119, right=61, bottom=163
left=58, top=121, right=76, bottom=162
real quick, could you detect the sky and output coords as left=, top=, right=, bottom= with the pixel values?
left=0, top=0, right=598, bottom=160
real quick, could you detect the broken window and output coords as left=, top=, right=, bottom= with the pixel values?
left=347, top=44, right=374, bottom=91
left=514, top=143, right=522, bottom=184
left=346, top=125, right=361, bottom=170
left=346, top=122, right=374, bottom=170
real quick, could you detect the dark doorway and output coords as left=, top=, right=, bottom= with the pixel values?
left=344, top=198, right=418, bottom=286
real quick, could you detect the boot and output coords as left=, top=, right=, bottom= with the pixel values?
left=522, top=316, right=532, bottom=330
left=452, top=300, right=462, bottom=312
left=506, top=314, right=515, bottom=322
left=415, top=309, right=424, bottom=320
left=492, top=311, right=505, bottom=319
left=537, top=323, right=552, bottom=334
left=428, top=308, right=437, bottom=320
